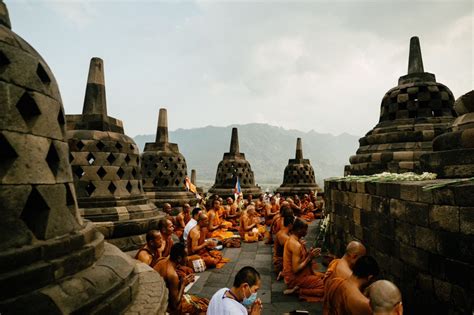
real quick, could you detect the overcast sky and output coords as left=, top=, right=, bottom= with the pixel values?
left=8, top=0, right=473, bottom=137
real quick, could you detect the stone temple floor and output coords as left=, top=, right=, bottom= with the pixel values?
left=187, top=220, right=325, bottom=315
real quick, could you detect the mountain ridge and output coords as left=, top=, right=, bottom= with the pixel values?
left=134, top=123, right=360, bottom=190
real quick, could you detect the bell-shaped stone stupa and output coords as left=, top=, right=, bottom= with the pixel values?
left=141, top=108, right=197, bottom=208
left=209, top=128, right=262, bottom=197
left=345, top=36, right=456, bottom=175
left=67, top=58, right=161, bottom=251
left=0, top=3, right=165, bottom=313
left=421, top=90, right=474, bottom=177
left=277, top=138, right=321, bottom=196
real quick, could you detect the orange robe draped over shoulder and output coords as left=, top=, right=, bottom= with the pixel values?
left=323, top=277, right=372, bottom=315
left=188, top=227, right=230, bottom=269
left=281, top=240, right=325, bottom=302
left=206, top=210, right=234, bottom=240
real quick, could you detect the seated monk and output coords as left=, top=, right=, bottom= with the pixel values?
left=270, top=204, right=293, bottom=239
left=368, top=280, right=403, bottom=315
left=255, top=194, right=266, bottom=216
left=163, top=203, right=177, bottom=225
left=273, top=214, right=295, bottom=277
left=286, top=197, right=302, bottom=217
left=239, top=205, right=267, bottom=242
left=158, top=218, right=175, bottom=257
left=224, top=197, right=239, bottom=229
left=323, top=255, right=380, bottom=315
left=155, top=243, right=209, bottom=314
left=175, top=203, right=192, bottom=240
left=300, top=200, right=316, bottom=222
left=265, top=196, right=280, bottom=226
left=324, top=241, right=366, bottom=290
left=135, top=229, right=163, bottom=268
left=188, top=212, right=230, bottom=269
left=207, top=199, right=234, bottom=240
left=281, top=218, right=325, bottom=302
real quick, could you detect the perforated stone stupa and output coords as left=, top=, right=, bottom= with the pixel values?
left=209, top=127, right=262, bottom=197
left=345, top=36, right=456, bottom=175
left=141, top=108, right=197, bottom=207
left=420, top=90, right=474, bottom=177
left=0, top=3, right=165, bottom=312
left=66, top=58, right=160, bottom=251
left=277, top=138, right=321, bottom=196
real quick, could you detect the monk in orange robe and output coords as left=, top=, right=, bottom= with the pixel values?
left=163, top=203, right=177, bottom=225
left=188, top=212, right=230, bottom=269
left=135, top=229, right=163, bottom=268
left=281, top=218, right=325, bottom=302
left=175, top=203, right=192, bottom=240
left=368, top=280, right=403, bottom=315
left=323, top=255, right=379, bottom=315
left=265, top=196, right=280, bottom=226
left=273, top=215, right=294, bottom=277
left=224, top=197, right=240, bottom=229
left=206, top=199, right=234, bottom=239
left=270, top=203, right=293, bottom=238
left=158, top=218, right=175, bottom=257
left=239, top=205, right=267, bottom=242
left=155, top=243, right=208, bottom=315
left=324, top=241, right=366, bottom=291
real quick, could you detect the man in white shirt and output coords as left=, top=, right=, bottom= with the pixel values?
left=183, top=207, right=201, bottom=246
left=207, top=266, right=262, bottom=315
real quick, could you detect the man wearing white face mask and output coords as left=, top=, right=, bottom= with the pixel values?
left=207, top=266, right=263, bottom=315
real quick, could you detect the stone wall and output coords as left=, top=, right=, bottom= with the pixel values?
left=325, top=178, right=473, bottom=314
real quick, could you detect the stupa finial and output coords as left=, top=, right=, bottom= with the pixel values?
left=82, top=57, right=107, bottom=117
left=229, top=127, right=240, bottom=154
left=295, top=138, right=303, bottom=160
left=408, top=36, right=424, bottom=74
left=155, top=108, right=169, bottom=143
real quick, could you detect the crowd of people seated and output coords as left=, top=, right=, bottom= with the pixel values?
left=134, top=192, right=403, bottom=315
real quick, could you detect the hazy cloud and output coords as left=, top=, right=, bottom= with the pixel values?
left=8, top=0, right=472, bottom=137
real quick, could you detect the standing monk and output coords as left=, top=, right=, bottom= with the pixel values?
left=158, top=218, right=175, bottom=257
left=281, top=218, right=325, bottom=302
left=155, top=243, right=209, bottom=315
left=207, top=199, right=234, bottom=239
left=323, top=255, right=379, bottom=315
left=188, top=213, right=230, bottom=269
left=273, top=215, right=294, bottom=277
left=135, top=230, right=163, bottom=268
left=175, top=203, right=192, bottom=240
left=324, top=241, right=366, bottom=290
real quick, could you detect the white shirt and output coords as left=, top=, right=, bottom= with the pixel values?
left=183, top=218, right=197, bottom=245
left=207, top=288, right=247, bottom=315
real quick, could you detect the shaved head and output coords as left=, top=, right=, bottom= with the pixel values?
left=369, top=280, right=402, bottom=314
left=345, top=241, right=366, bottom=256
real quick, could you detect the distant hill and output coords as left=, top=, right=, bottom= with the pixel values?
left=134, top=123, right=360, bottom=191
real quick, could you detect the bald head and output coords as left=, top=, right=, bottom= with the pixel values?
left=344, top=241, right=367, bottom=268
left=346, top=241, right=366, bottom=255
left=369, top=280, right=403, bottom=314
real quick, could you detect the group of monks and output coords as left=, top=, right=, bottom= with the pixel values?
left=134, top=192, right=403, bottom=315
